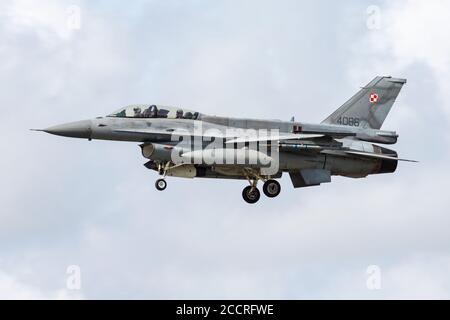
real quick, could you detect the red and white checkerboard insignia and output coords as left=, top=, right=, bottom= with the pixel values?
left=370, top=93, right=379, bottom=104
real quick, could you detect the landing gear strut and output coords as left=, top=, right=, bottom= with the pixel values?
left=241, top=169, right=281, bottom=203
left=155, top=161, right=171, bottom=191
left=241, top=170, right=262, bottom=204
left=263, top=179, right=281, bottom=198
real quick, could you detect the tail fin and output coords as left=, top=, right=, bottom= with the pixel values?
left=321, top=76, right=406, bottom=129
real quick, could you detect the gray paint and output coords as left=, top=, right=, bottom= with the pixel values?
left=35, top=75, right=412, bottom=202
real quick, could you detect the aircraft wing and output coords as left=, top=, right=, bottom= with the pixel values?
left=114, top=127, right=359, bottom=148
left=114, top=128, right=354, bottom=142
left=224, top=133, right=324, bottom=144
left=224, top=132, right=356, bottom=144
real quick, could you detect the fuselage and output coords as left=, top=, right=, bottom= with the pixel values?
left=36, top=75, right=409, bottom=203
left=43, top=112, right=398, bottom=179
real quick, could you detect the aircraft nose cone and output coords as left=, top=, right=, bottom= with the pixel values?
left=44, top=120, right=92, bottom=139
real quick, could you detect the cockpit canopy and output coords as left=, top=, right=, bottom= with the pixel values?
left=107, top=104, right=201, bottom=120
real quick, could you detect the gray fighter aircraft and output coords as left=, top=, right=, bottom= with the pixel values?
left=34, top=76, right=416, bottom=203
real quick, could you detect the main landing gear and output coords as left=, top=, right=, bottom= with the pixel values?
left=242, top=185, right=260, bottom=204
left=242, top=179, right=281, bottom=204
left=262, top=179, right=281, bottom=198
left=241, top=170, right=281, bottom=204
left=152, top=162, right=282, bottom=203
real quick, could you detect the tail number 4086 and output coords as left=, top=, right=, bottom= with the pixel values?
left=337, top=116, right=360, bottom=126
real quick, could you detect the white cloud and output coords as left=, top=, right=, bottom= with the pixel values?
left=1, top=0, right=450, bottom=299
left=2, top=0, right=79, bottom=41
left=0, top=269, right=83, bottom=299
left=386, top=0, right=450, bottom=72
left=316, top=253, right=450, bottom=299
left=349, top=0, right=450, bottom=117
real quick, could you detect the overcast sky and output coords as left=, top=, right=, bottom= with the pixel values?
left=1, top=0, right=450, bottom=299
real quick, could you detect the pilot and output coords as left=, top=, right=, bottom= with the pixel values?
left=157, top=108, right=169, bottom=118
left=143, top=105, right=158, bottom=118
left=133, top=107, right=142, bottom=117
left=176, top=109, right=184, bottom=119
left=184, top=112, right=193, bottom=119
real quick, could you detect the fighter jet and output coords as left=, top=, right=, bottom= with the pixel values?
left=33, top=76, right=416, bottom=203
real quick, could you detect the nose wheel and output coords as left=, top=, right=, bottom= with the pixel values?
left=155, top=162, right=171, bottom=191
left=242, top=186, right=260, bottom=204
left=155, top=178, right=167, bottom=191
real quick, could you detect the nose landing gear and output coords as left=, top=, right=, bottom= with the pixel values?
left=155, top=178, right=167, bottom=191
left=154, top=162, right=171, bottom=191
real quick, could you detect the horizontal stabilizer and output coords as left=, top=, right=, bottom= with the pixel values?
left=344, top=150, right=418, bottom=162
left=289, top=169, right=331, bottom=188
left=322, top=149, right=418, bottom=162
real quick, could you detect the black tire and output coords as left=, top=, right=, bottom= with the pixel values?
left=155, top=179, right=167, bottom=191
left=263, top=180, right=281, bottom=198
left=242, top=186, right=260, bottom=204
